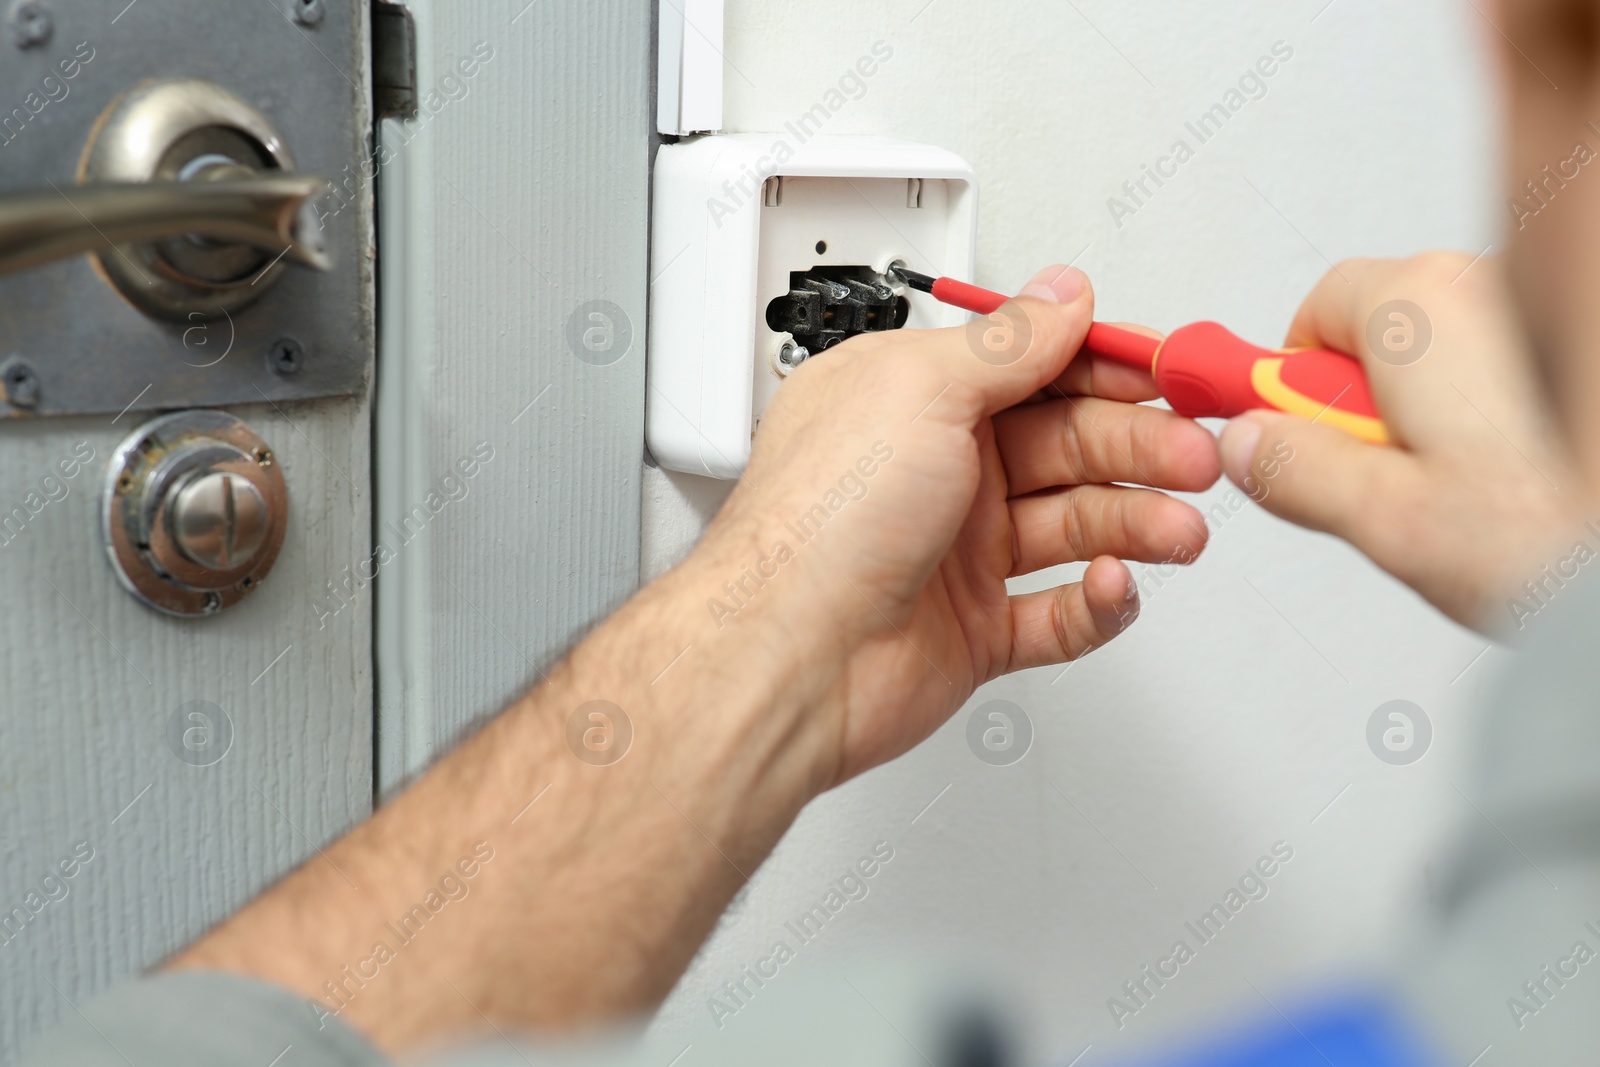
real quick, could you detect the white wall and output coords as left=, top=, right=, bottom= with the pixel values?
left=643, top=1, right=1502, bottom=1062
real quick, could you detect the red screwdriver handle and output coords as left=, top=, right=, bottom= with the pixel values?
left=1153, top=322, right=1389, bottom=445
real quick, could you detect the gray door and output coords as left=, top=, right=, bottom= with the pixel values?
left=0, top=0, right=650, bottom=1059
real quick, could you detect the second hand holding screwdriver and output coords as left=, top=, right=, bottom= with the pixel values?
left=890, top=267, right=1388, bottom=445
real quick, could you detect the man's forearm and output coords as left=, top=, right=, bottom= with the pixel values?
left=168, top=547, right=832, bottom=1052
left=161, top=274, right=1153, bottom=1055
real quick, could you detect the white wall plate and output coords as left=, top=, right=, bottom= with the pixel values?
left=647, top=134, right=978, bottom=478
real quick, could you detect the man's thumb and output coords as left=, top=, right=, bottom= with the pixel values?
left=1219, top=410, right=1410, bottom=541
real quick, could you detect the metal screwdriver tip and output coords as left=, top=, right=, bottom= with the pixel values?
left=888, top=265, right=937, bottom=293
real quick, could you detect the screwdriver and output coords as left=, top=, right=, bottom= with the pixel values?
left=889, top=267, right=1389, bottom=445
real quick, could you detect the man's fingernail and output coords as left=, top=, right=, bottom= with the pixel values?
left=1117, top=572, right=1141, bottom=628
left=1019, top=265, right=1087, bottom=304
left=1219, top=416, right=1264, bottom=484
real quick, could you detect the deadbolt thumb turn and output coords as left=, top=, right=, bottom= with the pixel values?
left=105, top=411, right=288, bottom=617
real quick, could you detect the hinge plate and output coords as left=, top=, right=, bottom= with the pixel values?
left=373, top=1, right=417, bottom=121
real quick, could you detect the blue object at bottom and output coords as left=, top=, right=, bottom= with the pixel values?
left=1119, top=994, right=1436, bottom=1067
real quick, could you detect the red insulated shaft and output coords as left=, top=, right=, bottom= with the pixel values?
left=924, top=274, right=1160, bottom=370
left=902, top=269, right=1388, bottom=444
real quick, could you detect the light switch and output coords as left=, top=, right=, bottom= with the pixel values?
left=647, top=134, right=978, bottom=478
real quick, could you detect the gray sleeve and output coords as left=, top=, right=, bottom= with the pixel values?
left=16, top=971, right=389, bottom=1067
left=1402, top=565, right=1600, bottom=1061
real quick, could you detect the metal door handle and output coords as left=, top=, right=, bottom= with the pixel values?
left=2, top=77, right=336, bottom=321
left=0, top=170, right=330, bottom=278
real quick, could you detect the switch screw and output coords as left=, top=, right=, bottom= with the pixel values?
left=776, top=340, right=810, bottom=371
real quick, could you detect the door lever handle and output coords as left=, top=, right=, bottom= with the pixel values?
left=0, top=169, right=330, bottom=279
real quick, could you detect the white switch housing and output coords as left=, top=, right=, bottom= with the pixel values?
left=647, top=134, right=978, bottom=479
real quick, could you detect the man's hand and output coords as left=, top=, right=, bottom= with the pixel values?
left=1216, top=253, right=1587, bottom=632
left=165, top=265, right=1220, bottom=1053
left=689, top=264, right=1220, bottom=784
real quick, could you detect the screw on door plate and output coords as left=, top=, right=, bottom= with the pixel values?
left=290, top=0, right=324, bottom=27
left=267, top=336, right=304, bottom=375
left=1, top=355, right=39, bottom=409
left=5, top=0, right=51, bottom=49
